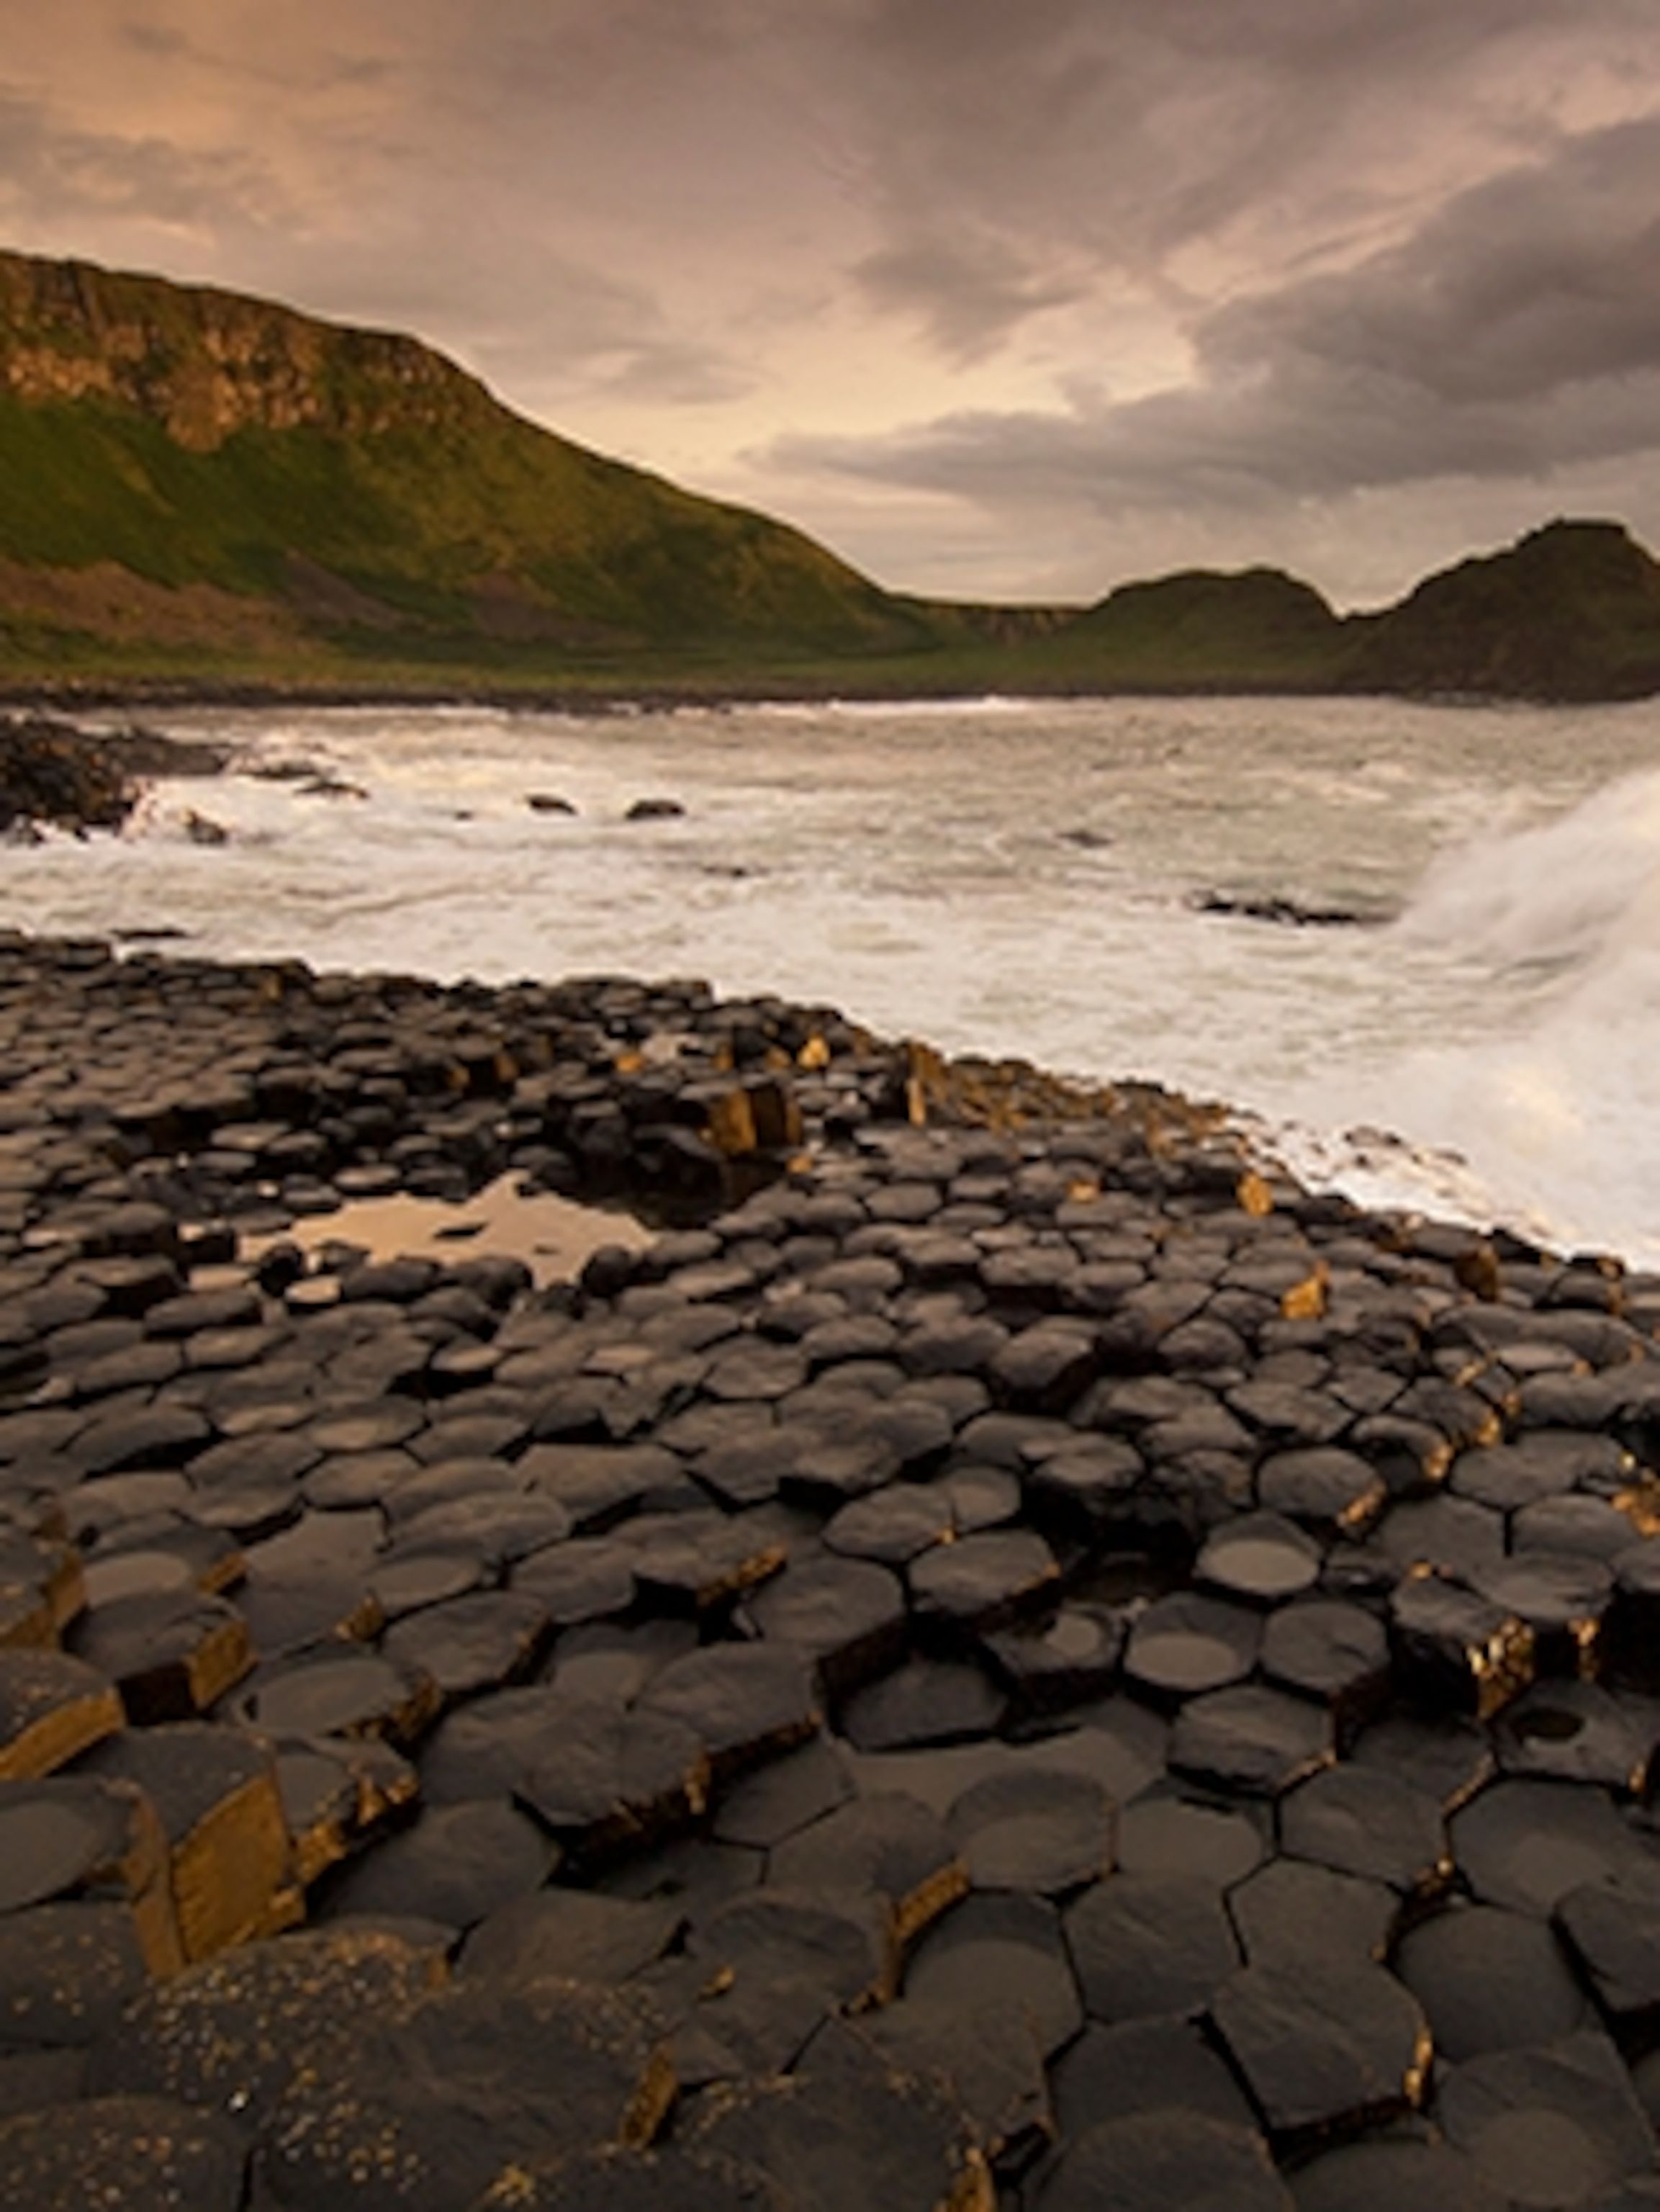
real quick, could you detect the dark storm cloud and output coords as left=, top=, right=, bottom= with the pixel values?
left=771, top=115, right=1660, bottom=529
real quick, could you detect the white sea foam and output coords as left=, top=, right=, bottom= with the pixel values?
left=6, top=695, right=1660, bottom=1263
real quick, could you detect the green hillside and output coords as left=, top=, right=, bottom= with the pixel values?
left=2, top=248, right=1660, bottom=701
left=1341, top=519, right=1660, bottom=701
left=0, top=249, right=960, bottom=685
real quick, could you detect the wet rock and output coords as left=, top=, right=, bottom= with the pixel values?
left=1230, top=1855, right=1394, bottom=1969
left=1209, top=1956, right=1431, bottom=2143
left=1196, top=1512, right=1322, bottom=1605
left=1396, top=1902, right=1592, bottom=2061
left=1435, top=2031, right=1657, bottom=2211
left=1281, top=1763, right=1450, bottom=1895
left=461, top=1888, right=682, bottom=1987
left=1124, top=1592, right=1263, bottom=1704
left=318, top=1797, right=556, bottom=1931
left=770, top=1792, right=967, bottom=1946
left=1114, top=1789, right=1266, bottom=1884
left=905, top=1890, right=1083, bottom=2060
left=1168, top=1683, right=1334, bottom=1797
left=840, top=1655, right=1007, bottom=1753
left=1034, top=2110, right=1291, bottom=2212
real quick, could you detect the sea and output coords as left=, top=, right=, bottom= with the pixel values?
left=7, top=694, right=1660, bottom=1269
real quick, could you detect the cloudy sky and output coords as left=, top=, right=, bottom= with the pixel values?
left=5, top=0, right=1660, bottom=606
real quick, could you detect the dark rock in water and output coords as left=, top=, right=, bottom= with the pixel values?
left=1037, top=2110, right=1291, bottom=2211
left=0, top=2094, right=249, bottom=2212
left=527, top=793, right=579, bottom=814
left=0, top=716, right=225, bottom=835
left=625, top=798, right=686, bottom=821
left=1190, top=889, right=1386, bottom=928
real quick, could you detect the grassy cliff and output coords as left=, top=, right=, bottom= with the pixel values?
left=3, top=249, right=1659, bottom=701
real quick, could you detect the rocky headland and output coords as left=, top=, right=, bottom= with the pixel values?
left=0, top=714, right=225, bottom=838
left=3, top=932, right=1660, bottom=2208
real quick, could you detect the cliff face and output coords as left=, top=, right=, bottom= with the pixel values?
left=0, top=247, right=937, bottom=683
left=0, top=251, right=482, bottom=451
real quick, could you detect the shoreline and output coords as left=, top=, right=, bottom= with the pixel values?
left=4, top=932, right=1660, bottom=2205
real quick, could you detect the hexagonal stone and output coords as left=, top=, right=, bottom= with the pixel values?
left=689, top=1884, right=896, bottom=2013
left=635, top=1645, right=819, bottom=1782
left=1390, top=1574, right=1534, bottom=1719
left=1023, top=1440, right=1143, bottom=1537
left=712, top=1737, right=852, bottom=1851
left=382, top=1590, right=554, bottom=1702
left=1496, top=1681, right=1655, bottom=1791
left=274, top=1735, right=420, bottom=1887
left=905, top=1890, right=1082, bottom=2061
left=1482, top=1547, right=1618, bottom=1676
left=0, top=2095, right=248, bottom=2211
left=1350, top=1708, right=1494, bottom=1813
left=1065, top=1873, right=1240, bottom=2025
left=318, top=1797, right=556, bottom=1932
left=461, top=1889, right=682, bottom=1988
left=982, top=1605, right=1124, bottom=1714
left=1260, top=1601, right=1390, bottom=1731
left=1257, top=1447, right=1387, bottom=1537
left=823, top=1483, right=953, bottom=1565
left=511, top=1538, right=636, bottom=1626
left=0, top=1647, right=122, bottom=1780
left=947, top=1766, right=1115, bottom=1896
left=238, top=1647, right=441, bottom=1749
left=1115, top=1792, right=1267, bottom=1885
left=1281, top=1764, right=1449, bottom=1895
left=1436, top=2032, right=1657, bottom=2211
left=1210, top=1956, right=1430, bottom=2142
left=741, top=1557, right=907, bottom=1699
left=1557, top=1874, right=1660, bottom=2026
left=516, top=1685, right=715, bottom=1862
left=1036, top=2110, right=1291, bottom=2212
left=840, top=1656, right=1006, bottom=1753
left=770, top=1792, right=967, bottom=1946
left=1451, top=1781, right=1656, bottom=1920
left=1048, top=2015, right=1257, bottom=2142
left=0, top=1774, right=180, bottom=1976
left=1196, top=1514, right=1322, bottom=1606
left=0, top=1900, right=149, bottom=2051
left=687, top=2015, right=987, bottom=2212
left=258, top=1974, right=675, bottom=2211
left=1396, top=1903, right=1592, bottom=2061
left=908, top=1529, right=1060, bottom=1633
left=1289, top=2136, right=1510, bottom=2212
left=1229, top=1856, right=1395, bottom=1969
left=90, top=1924, right=440, bottom=2122
left=1168, top=1685, right=1333, bottom=1797
left=72, top=1588, right=254, bottom=1724
left=1124, top=1593, right=1262, bottom=1704
left=72, top=1723, right=296, bottom=1959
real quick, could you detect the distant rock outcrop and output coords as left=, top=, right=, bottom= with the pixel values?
left=0, top=715, right=224, bottom=834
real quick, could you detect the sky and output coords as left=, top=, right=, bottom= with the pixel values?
left=4, top=0, right=1660, bottom=608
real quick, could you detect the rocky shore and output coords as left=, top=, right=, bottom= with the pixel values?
left=0, top=715, right=226, bottom=838
left=4, top=932, right=1660, bottom=2209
